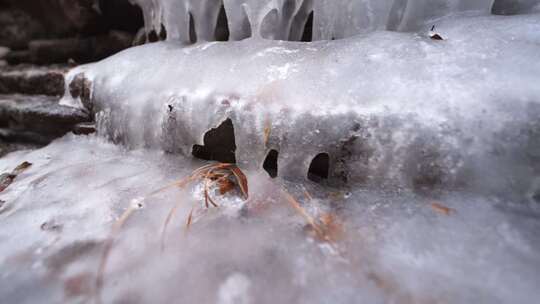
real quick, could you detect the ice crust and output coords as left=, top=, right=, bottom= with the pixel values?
left=1, top=135, right=540, bottom=303
left=130, top=0, right=503, bottom=41
left=62, top=13, right=540, bottom=199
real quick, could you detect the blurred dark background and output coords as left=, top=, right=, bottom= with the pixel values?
left=0, top=0, right=143, bottom=65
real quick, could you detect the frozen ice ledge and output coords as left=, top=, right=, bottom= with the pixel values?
left=61, top=13, right=540, bottom=199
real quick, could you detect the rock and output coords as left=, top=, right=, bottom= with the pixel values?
left=0, top=94, right=91, bottom=137
left=28, top=31, right=134, bottom=64
left=0, top=8, right=44, bottom=50
left=4, top=50, right=32, bottom=65
left=68, top=73, right=92, bottom=112
left=72, top=122, right=95, bottom=135
left=0, top=47, right=9, bottom=59
left=58, top=0, right=104, bottom=34
left=0, top=128, right=52, bottom=146
left=2, top=0, right=142, bottom=39
left=0, top=65, right=67, bottom=96
left=99, top=0, right=143, bottom=33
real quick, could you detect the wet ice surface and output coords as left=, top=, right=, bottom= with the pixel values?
left=1, top=135, right=540, bottom=304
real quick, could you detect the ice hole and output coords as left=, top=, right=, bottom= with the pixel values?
left=189, top=13, right=197, bottom=43
left=192, top=118, right=236, bottom=163
left=301, top=11, right=313, bottom=42
left=215, top=4, right=230, bottom=41
left=308, top=153, right=330, bottom=182
left=159, top=24, right=167, bottom=40
left=263, top=149, right=279, bottom=178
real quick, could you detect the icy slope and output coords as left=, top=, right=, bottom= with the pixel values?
left=62, top=13, right=540, bottom=198
left=0, top=135, right=539, bottom=303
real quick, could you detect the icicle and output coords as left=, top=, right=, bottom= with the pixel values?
left=395, top=0, right=496, bottom=31
left=131, top=0, right=497, bottom=42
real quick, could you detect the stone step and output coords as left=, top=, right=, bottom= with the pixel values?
left=0, top=65, right=67, bottom=96
left=0, top=94, right=91, bottom=138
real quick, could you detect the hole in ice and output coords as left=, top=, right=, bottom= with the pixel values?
left=192, top=118, right=236, bottom=163
left=263, top=149, right=279, bottom=178
left=215, top=4, right=230, bottom=41
left=308, top=153, right=330, bottom=182
left=147, top=29, right=159, bottom=43
left=301, top=11, right=313, bottom=42
left=159, top=23, right=167, bottom=40
left=189, top=12, right=197, bottom=43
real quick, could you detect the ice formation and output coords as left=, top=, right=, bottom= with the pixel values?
left=62, top=13, right=540, bottom=200
left=128, top=0, right=506, bottom=42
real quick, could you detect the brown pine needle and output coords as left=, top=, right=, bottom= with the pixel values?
left=95, top=205, right=137, bottom=304
left=431, top=202, right=455, bottom=216
left=230, top=166, right=249, bottom=199
left=282, top=189, right=325, bottom=239
left=263, top=120, right=272, bottom=146
left=185, top=207, right=195, bottom=231
left=161, top=201, right=184, bottom=251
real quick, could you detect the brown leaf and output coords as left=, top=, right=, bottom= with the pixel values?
left=431, top=202, right=455, bottom=216
left=218, top=178, right=236, bottom=195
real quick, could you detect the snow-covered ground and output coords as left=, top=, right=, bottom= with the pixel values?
left=1, top=134, right=539, bottom=303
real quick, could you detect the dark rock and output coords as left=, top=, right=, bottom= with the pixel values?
left=72, top=122, right=95, bottom=135
left=0, top=173, right=16, bottom=192
left=0, top=94, right=91, bottom=137
left=28, top=31, right=134, bottom=64
left=0, top=65, right=67, bottom=96
left=98, top=0, right=143, bottom=33
left=0, top=8, right=45, bottom=49
left=0, top=129, right=52, bottom=146
left=2, top=0, right=100, bottom=37
left=58, top=0, right=104, bottom=34
left=0, top=47, right=8, bottom=58
left=4, top=50, right=32, bottom=65
left=68, top=73, right=93, bottom=112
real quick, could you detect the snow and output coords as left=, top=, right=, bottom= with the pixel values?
left=0, top=134, right=539, bottom=303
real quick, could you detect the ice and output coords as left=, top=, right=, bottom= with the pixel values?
left=0, top=135, right=539, bottom=303
left=62, top=13, right=540, bottom=200
left=2, top=3, right=540, bottom=304
left=128, top=0, right=506, bottom=42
